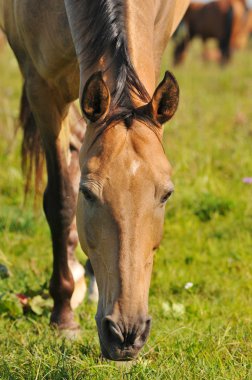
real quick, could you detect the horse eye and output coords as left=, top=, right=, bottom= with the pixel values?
left=161, top=189, right=174, bottom=204
left=80, top=186, right=96, bottom=202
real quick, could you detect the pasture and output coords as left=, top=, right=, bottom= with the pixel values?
left=0, top=39, right=252, bottom=379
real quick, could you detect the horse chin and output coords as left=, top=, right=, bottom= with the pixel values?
left=99, top=336, right=138, bottom=362
left=96, top=318, right=140, bottom=361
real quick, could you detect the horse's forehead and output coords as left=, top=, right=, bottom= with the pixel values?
left=85, top=125, right=170, bottom=186
left=90, top=124, right=158, bottom=166
left=87, top=135, right=145, bottom=176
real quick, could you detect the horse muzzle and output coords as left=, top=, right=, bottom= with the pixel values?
left=96, top=315, right=152, bottom=361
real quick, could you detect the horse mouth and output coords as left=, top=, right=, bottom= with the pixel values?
left=98, top=330, right=139, bottom=361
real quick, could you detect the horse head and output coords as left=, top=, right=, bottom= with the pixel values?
left=77, top=71, right=179, bottom=360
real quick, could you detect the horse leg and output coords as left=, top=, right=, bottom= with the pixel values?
left=67, top=104, right=87, bottom=309
left=68, top=104, right=98, bottom=304
left=220, top=5, right=233, bottom=64
left=173, top=36, right=190, bottom=65
left=25, top=74, right=81, bottom=329
left=85, top=259, right=99, bottom=303
left=219, top=39, right=231, bottom=64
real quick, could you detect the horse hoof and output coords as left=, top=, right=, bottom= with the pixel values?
left=59, top=324, right=81, bottom=340
left=50, top=318, right=81, bottom=339
left=50, top=306, right=80, bottom=331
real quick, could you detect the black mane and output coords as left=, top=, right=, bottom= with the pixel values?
left=75, top=0, right=150, bottom=108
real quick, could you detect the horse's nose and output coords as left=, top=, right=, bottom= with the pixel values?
left=101, top=315, right=151, bottom=360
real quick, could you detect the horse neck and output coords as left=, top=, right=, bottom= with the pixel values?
left=65, top=0, right=189, bottom=103
left=127, top=0, right=190, bottom=93
left=126, top=0, right=157, bottom=97
left=111, top=0, right=190, bottom=97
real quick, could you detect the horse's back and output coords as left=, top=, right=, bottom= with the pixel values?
left=187, top=2, right=227, bottom=39
left=1, top=0, right=78, bottom=93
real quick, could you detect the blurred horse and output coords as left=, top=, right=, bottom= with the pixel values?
left=174, top=0, right=249, bottom=64
left=248, top=10, right=252, bottom=36
left=230, top=0, right=251, bottom=49
left=0, top=0, right=189, bottom=361
left=0, top=29, right=5, bottom=48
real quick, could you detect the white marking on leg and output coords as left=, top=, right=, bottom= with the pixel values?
left=69, top=260, right=85, bottom=282
left=69, top=261, right=87, bottom=310
left=88, top=275, right=99, bottom=303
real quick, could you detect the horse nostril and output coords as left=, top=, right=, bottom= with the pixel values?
left=134, top=317, right=152, bottom=349
left=102, top=316, right=124, bottom=344
left=101, top=316, right=152, bottom=353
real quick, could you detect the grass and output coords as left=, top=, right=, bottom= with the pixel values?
left=1, top=39, right=252, bottom=379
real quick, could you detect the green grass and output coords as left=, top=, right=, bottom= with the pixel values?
left=1, top=40, right=252, bottom=379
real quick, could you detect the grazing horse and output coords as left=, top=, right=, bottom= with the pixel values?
left=230, top=5, right=252, bottom=49
left=0, top=0, right=189, bottom=361
left=173, top=0, right=248, bottom=65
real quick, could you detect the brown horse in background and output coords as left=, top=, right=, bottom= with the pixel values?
left=0, top=0, right=189, bottom=361
left=174, top=0, right=248, bottom=65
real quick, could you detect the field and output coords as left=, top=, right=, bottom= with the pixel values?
left=1, top=38, right=252, bottom=379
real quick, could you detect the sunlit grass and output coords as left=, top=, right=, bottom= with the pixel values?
left=0, top=39, right=252, bottom=379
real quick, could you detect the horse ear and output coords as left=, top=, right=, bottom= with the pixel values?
left=81, top=71, right=111, bottom=122
left=149, top=71, right=179, bottom=125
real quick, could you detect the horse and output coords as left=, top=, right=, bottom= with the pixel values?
left=0, top=0, right=189, bottom=361
left=231, top=6, right=252, bottom=49
left=173, top=0, right=248, bottom=65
